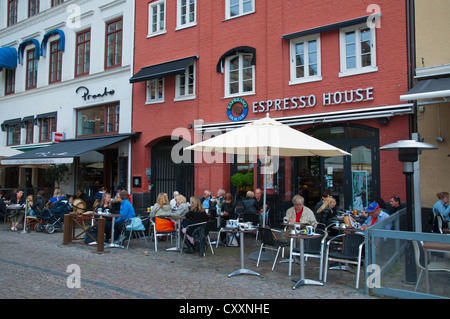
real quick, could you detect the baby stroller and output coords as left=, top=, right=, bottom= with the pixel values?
left=34, top=199, right=71, bottom=234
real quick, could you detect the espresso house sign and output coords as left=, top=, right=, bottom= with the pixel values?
left=252, top=87, right=374, bottom=114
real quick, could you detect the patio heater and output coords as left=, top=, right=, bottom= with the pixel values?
left=380, top=139, right=437, bottom=284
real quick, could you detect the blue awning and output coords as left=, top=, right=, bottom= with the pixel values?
left=0, top=47, right=17, bottom=71
left=41, top=29, right=65, bottom=57
left=18, top=39, right=40, bottom=65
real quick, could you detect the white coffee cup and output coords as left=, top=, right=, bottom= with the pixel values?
left=239, top=223, right=246, bottom=231
left=306, top=225, right=314, bottom=235
left=283, top=217, right=288, bottom=223
left=294, top=224, right=302, bottom=234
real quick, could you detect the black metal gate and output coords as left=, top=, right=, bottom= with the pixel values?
left=150, top=138, right=194, bottom=204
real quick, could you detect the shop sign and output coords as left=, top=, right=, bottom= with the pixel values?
left=227, top=97, right=249, bottom=122
left=252, top=87, right=374, bottom=114
left=75, top=86, right=115, bottom=101
left=52, top=132, right=65, bottom=143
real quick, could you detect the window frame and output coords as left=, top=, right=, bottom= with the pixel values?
left=25, top=120, right=34, bottom=144
left=146, top=78, right=165, bottom=104
left=6, top=123, right=21, bottom=146
left=26, top=48, right=38, bottom=90
left=175, top=61, right=196, bottom=101
left=339, top=24, right=377, bottom=77
left=49, top=40, right=63, bottom=84
left=39, top=116, right=56, bottom=143
left=148, top=0, right=166, bottom=37
left=7, top=0, right=18, bottom=26
left=75, top=29, right=91, bottom=77
left=76, top=104, right=120, bottom=137
left=176, top=0, right=196, bottom=30
left=289, top=34, right=322, bottom=85
left=28, top=0, right=40, bottom=17
left=105, top=17, right=123, bottom=70
left=225, top=0, right=255, bottom=20
left=5, top=69, right=15, bottom=95
left=224, top=53, right=255, bottom=98
left=51, top=0, right=64, bottom=7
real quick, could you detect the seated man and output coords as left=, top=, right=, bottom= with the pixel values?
left=285, top=195, right=317, bottom=228
left=360, top=202, right=392, bottom=231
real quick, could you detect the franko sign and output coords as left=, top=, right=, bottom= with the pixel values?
left=76, top=86, right=115, bottom=101
left=252, top=87, right=374, bottom=113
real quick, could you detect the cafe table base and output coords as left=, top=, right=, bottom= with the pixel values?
left=227, top=228, right=260, bottom=278
left=284, top=232, right=323, bottom=289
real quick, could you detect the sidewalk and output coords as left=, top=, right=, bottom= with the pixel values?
left=0, top=224, right=377, bottom=300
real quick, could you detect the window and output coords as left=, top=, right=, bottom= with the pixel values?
left=175, top=62, right=195, bottom=100
left=177, top=0, right=196, bottom=29
left=339, top=25, right=377, bottom=77
left=5, top=69, right=15, bottom=95
left=75, top=29, right=90, bottom=77
left=146, top=78, right=164, bottom=104
left=225, top=0, right=254, bottom=19
left=225, top=53, right=255, bottom=97
left=39, top=116, right=56, bottom=142
left=7, top=0, right=18, bottom=26
left=25, top=121, right=34, bottom=144
left=49, top=40, right=62, bottom=84
left=148, top=0, right=166, bottom=37
left=289, top=35, right=322, bottom=84
left=7, top=123, right=20, bottom=146
left=105, top=17, right=123, bottom=69
left=28, top=0, right=40, bottom=17
left=26, top=49, right=38, bottom=90
left=51, top=0, right=64, bottom=7
left=76, top=104, right=120, bottom=137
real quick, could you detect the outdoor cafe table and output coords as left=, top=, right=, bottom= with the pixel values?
left=166, top=215, right=186, bottom=252
left=283, top=232, right=323, bottom=290
left=279, top=222, right=308, bottom=274
left=422, top=241, right=450, bottom=294
left=93, top=212, right=124, bottom=249
left=224, top=227, right=260, bottom=278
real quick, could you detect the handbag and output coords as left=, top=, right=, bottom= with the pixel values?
left=126, top=217, right=145, bottom=231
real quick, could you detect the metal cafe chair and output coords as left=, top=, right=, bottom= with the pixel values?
left=256, top=227, right=290, bottom=271
left=324, top=232, right=365, bottom=289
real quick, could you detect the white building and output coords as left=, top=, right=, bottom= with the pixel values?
left=0, top=0, right=135, bottom=197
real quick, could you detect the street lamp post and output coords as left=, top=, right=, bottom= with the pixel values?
left=380, top=139, right=438, bottom=284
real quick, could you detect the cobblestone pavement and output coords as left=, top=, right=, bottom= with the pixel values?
left=0, top=225, right=378, bottom=301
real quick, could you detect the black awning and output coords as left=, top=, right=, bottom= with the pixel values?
left=400, top=77, right=450, bottom=101
left=130, top=56, right=198, bottom=83
left=1, top=133, right=135, bottom=165
left=282, top=14, right=379, bottom=40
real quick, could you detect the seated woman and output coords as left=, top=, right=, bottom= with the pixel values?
left=9, top=189, right=26, bottom=231
left=285, top=195, right=317, bottom=228
left=173, top=194, right=189, bottom=217
left=105, top=191, right=135, bottom=243
left=221, top=193, right=236, bottom=221
left=433, top=192, right=450, bottom=223
left=316, top=196, right=337, bottom=226
left=183, top=196, right=209, bottom=254
left=150, top=193, right=173, bottom=218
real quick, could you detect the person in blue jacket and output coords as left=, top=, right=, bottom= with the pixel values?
left=433, top=192, right=450, bottom=222
left=105, top=190, right=135, bottom=243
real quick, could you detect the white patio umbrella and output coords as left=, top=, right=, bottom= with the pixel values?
left=185, top=114, right=350, bottom=228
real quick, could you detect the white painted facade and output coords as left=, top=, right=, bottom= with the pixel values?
left=0, top=0, right=134, bottom=194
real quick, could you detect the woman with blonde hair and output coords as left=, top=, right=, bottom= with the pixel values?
left=316, top=196, right=337, bottom=226
left=173, top=194, right=189, bottom=217
left=150, top=193, right=172, bottom=217
left=183, top=196, right=209, bottom=254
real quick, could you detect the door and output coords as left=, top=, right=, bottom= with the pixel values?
left=151, top=138, right=195, bottom=204
left=301, top=124, right=380, bottom=211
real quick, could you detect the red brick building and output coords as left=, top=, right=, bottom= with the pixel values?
left=130, top=0, right=413, bottom=217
